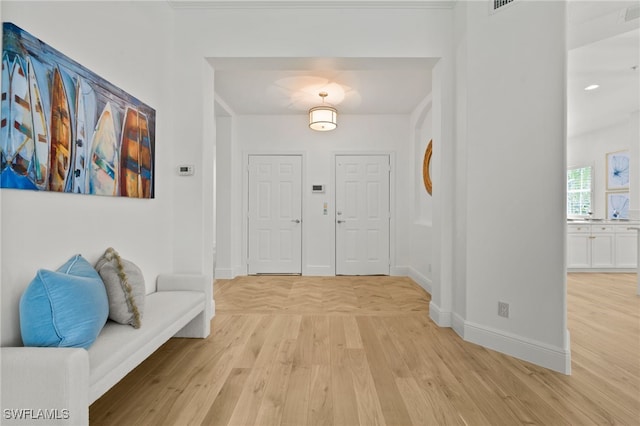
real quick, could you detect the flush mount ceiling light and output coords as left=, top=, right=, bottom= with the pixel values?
left=309, top=92, right=337, bottom=131
left=584, top=84, right=600, bottom=91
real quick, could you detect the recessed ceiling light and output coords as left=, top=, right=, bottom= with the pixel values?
left=584, top=84, right=599, bottom=91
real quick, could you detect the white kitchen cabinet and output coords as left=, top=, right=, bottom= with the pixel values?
left=615, top=227, right=638, bottom=268
left=590, top=225, right=615, bottom=268
left=567, top=225, right=591, bottom=269
left=567, top=222, right=638, bottom=271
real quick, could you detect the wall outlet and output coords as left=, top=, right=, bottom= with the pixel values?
left=498, top=301, right=509, bottom=318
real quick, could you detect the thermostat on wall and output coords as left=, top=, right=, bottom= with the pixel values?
left=312, top=184, right=325, bottom=193
left=178, top=165, right=194, bottom=176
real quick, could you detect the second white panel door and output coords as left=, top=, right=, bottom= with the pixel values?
left=336, top=155, right=390, bottom=275
left=248, top=155, right=302, bottom=274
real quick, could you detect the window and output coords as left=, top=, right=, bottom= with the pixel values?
left=567, top=165, right=592, bottom=216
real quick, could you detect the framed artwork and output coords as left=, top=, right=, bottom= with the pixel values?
left=422, top=139, right=432, bottom=195
left=1, top=22, right=155, bottom=198
left=606, top=150, right=630, bottom=190
left=606, top=191, right=630, bottom=220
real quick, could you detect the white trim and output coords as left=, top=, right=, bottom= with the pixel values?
left=428, top=301, right=451, bottom=327
left=304, top=265, right=333, bottom=276
left=568, top=268, right=636, bottom=273
left=169, top=1, right=455, bottom=10
left=463, top=320, right=571, bottom=375
left=214, top=93, right=236, bottom=117
left=210, top=298, right=216, bottom=319
left=214, top=267, right=234, bottom=279
left=451, top=312, right=465, bottom=337
left=391, top=266, right=409, bottom=276
left=564, top=330, right=572, bottom=375
left=408, top=266, right=432, bottom=294
left=234, top=264, right=247, bottom=277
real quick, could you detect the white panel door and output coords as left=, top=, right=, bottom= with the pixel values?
left=248, top=155, right=302, bottom=274
left=336, top=155, right=390, bottom=275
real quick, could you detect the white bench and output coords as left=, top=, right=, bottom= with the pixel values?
left=1, top=274, right=211, bottom=426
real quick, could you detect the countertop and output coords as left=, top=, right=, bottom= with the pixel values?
left=567, top=219, right=640, bottom=225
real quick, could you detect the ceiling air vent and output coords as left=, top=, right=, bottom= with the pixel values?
left=491, top=0, right=517, bottom=13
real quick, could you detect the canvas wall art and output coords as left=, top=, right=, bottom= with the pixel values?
left=607, top=191, right=630, bottom=220
left=606, top=150, right=629, bottom=191
left=1, top=22, right=155, bottom=198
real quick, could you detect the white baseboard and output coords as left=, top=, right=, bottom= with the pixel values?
left=408, top=267, right=432, bottom=294
left=214, top=267, right=234, bottom=279
left=463, top=320, right=571, bottom=375
left=304, top=265, right=334, bottom=276
left=568, top=268, right=636, bottom=273
left=429, top=301, right=452, bottom=327
left=452, top=312, right=465, bottom=337
left=428, top=302, right=571, bottom=375
left=390, top=266, right=409, bottom=276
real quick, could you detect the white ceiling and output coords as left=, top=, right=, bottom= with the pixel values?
left=568, top=28, right=639, bottom=137
left=211, top=1, right=640, bottom=137
left=567, top=0, right=640, bottom=137
left=212, top=58, right=435, bottom=116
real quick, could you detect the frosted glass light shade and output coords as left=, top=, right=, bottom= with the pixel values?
left=309, top=106, right=337, bottom=131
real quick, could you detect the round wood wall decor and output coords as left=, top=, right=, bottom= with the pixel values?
left=423, top=139, right=433, bottom=195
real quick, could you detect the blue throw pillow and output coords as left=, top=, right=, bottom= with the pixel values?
left=19, top=254, right=109, bottom=349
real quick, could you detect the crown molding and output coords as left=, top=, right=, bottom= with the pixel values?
left=168, top=0, right=455, bottom=10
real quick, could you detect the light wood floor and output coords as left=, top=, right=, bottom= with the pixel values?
left=90, top=273, right=640, bottom=425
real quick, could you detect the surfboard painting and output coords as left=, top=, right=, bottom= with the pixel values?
left=28, top=57, right=50, bottom=190
left=120, top=107, right=152, bottom=198
left=72, top=76, right=96, bottom=194
left=49, top=67, right=72, bottom=192
left=89, top=102, right=119, bottom=196
left=0, top=22, right=155, bottom=198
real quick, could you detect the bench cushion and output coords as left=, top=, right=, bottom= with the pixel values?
left=88, top=291, right=204, bottom=403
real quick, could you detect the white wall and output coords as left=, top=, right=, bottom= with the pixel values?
left=447, top=0, right=570, bottom=373
left=1, top=1, right=176, bottom=346
left=224, top=114, right=411, bottom=277
left=172, top=5, right=453, bottom=280
left=409, top=96, right=434, bottom=292
left=452, top=0, right=468, bottom=329
left=568, top=113, right=640, bottom=219
left=215, top=116, right=233, bottom=277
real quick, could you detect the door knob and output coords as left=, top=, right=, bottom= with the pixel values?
left=337, top=220, right=345, bottom=224
left=291, top=219, right=301, bottom=223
